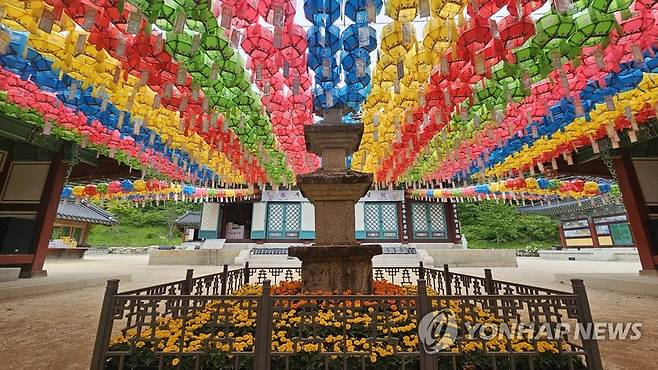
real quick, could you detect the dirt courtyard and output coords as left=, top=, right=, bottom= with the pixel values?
left=0, top=255, right=655, bottom=369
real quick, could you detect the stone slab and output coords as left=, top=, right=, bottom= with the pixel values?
left=148, top=248, right=241, bottom=266
left=0, top=267, right=20, bottom=282
left=304, top=123, right=363, bottom=158
left=426, top=249, right=518, bottom=267
left=539, top=248, right=640, bottom=262
left=0, top=273, right=131, bottom=300
left=555, top=273, right=658, bottom=297
left=46, top=248, right=87, bottom=259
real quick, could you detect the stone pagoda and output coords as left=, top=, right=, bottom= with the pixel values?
left=288, top=108, right=382, bottom=294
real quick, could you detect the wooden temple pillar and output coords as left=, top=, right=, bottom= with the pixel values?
left=444, top=201, right=462, bottom=245
left=587, top=217, right=600, bottom=248
left=558, top=224, right=567, bottom=249
left=21, top=153, right=66, bottom=277
left=612, top=150, right=658, bottom=273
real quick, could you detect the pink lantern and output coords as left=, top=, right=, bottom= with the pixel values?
left=246, top=56, right=280, bottom=81
left=285, top=70, right=312, bottom=91
left=290, top=89, right=313, bottom=111
left=280, top=23, right=307, bottom=61
left=241, top=24, right=277, bottom=61
left=268, top=90, right=291, bottom=113
left=232, top=1, right=259, bottom=28
left=258, top=0, right=296, bottom=26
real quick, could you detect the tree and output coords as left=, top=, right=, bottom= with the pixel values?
left=456, top=201, right=558, bottom=247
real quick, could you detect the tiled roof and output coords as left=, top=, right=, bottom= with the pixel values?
left=175, top=211, right=201, bottom=228
left=517, top=195, right=626, bottom=219
left=57, top=200, right=117, bottom=226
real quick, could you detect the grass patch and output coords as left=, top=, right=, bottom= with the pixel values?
left=87, top=224, right=181, bottom=247
left=465, top=239, right=555, bottom=250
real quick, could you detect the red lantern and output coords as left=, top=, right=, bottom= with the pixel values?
left=507, top=0, right=546, bottom=18
left=258, top=0, right=296, bottom=26
left=280, top=23, right=307, bottom=61
left=242, top=25, right=276, bottom=61
left=498, top=16, right=535, bottom=52
left=467, top=0, right=506, bottom=19
left=247, top=56, right=280, bottom=80
left=231, top=1, right=259, bottom=28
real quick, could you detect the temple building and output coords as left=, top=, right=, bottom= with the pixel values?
left=0, top=114, right=134, bottom=277
left=195, top=189, right=462, bottom=249
left=48, top=199, right=117, bottom=259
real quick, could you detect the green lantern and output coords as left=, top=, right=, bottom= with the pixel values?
left=213, top=87, right=236, bottom=111
left=589, top=0, right=633, bottom=14
left=190, top=53, right=212, bottom=82
left=533, top=13, right=577, bottom=51
left=203, top=33, right=235, bottom=61
left=568, top=8, right=616, bottom=48
left=164, top=31, right=197, bottom=64
left=505, top=80, right=529, bottom=102
left=490, top=61, right=519, bottom=86
left=154, top=5, right=178, bottom=32
left=232, top=88, right=257, bottom=111
left=476, top=80, right=503, bottom=109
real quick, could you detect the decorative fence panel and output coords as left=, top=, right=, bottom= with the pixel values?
left=91, top=264, right=602, bottom=370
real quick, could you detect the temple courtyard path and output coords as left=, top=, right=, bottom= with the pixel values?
left=0, top=255, right=655, bottom=369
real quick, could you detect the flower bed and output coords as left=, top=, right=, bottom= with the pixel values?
left=107, top=280, right=586, bottom=370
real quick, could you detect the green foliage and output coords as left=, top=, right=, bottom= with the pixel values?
left=457, top=201, right=558, bottom=249
left=87, top=224, right=181, bottom=247
left=105, top=201, right=201, bottom=229
left=86, top=201, right=201, bottom=247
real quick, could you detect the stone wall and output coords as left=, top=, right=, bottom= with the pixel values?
left=148, top=244, right=244, bottom=266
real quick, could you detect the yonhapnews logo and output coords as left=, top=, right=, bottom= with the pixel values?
left=418, top=309, right=643, bottom=353
left=418, top=308, right=458, bottom=353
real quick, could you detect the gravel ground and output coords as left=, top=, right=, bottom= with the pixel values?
left=0, top=256, right=655, bottom=369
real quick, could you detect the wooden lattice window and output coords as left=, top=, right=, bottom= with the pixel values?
left=364, top=202, right=399, bottom=239
left=411, top=202, right=447, bottom=239
left=266, top=202, right=301, bottom=239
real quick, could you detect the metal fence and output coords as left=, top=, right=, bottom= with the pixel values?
left=91, top=263, right=602, bottom=370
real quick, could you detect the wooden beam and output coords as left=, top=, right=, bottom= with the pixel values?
left=554, top=156, right=613, bottom=178
left=0, top=254, right=34, bottom=265
left=67, top=159, right=137, bottom=181
left=612, top=150, right=658, bottom=271
left=25, top=153, right=67, bottom=277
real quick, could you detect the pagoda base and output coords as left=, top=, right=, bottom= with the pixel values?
left=288, top=244, right=382, bottom=294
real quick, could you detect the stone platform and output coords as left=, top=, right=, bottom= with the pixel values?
left=555, top=272, right=658, bottom=297
left=288, top=244, right=382, bottom=293
left=540, top=248, right=639, bottom=262
left=0, top=272, right=132, bottom=300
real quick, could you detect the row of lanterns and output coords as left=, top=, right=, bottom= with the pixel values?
left=223, top=0, right=320, bottom=176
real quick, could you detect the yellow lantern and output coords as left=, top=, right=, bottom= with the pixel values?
left=380, top=21, right=416, bottom=60
left=403, top=46, right=434, bottom=85
left=430, top=0, right=468, bottom=19
left=423, top=16, right=457, bottom=53
left=385, top=0, right=419, bottom=23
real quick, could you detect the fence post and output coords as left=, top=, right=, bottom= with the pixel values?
left=254, top=280, right=272, bottom=370
left=484, top=269, right=495, bottom=295
left=244, top=261, right=250, bottom=285
left=221, top=264, right=229, bottom=295
left=571, top=279, right=603, bottom=370
left=90, top=279, right=120, bottom=370
left=443, top=264, right=452, bottom=296
left=417, top=279, right=437, bottom=370
left=418, top=261, right=425, bottom=280
left=183, top=269, right=194, bottom=295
